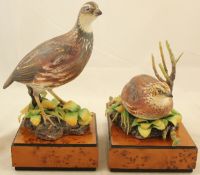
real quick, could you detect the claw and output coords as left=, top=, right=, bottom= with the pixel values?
left=42, top=113, right=56, bottom=126
left=34, top=95, right=56, bottom=126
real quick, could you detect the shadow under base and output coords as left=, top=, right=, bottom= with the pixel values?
left=11, top=116, right=98, bottom=170
left=107, top=118, right=198, bottom=172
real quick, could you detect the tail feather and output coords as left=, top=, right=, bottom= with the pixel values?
left=3, top=75, right=14, bottom=89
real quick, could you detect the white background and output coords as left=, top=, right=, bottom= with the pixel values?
left=0, top=0, right=200, bottom=174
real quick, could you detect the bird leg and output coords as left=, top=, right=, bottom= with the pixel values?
left=34, top=95, right=55, bottom=126
left=48, top=89, right=66, bottom=104
left=27, top=86, right=41, bottom=107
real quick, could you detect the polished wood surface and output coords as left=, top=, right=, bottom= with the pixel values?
left=12, top=146, right=98, bottom=168
left=108, top=118, right=198, bottom=171
left=11, top=117, right=98, bottom=169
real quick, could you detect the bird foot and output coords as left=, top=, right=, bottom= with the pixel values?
left=42, top=113, right=56, bottom=126
left=55, top=115, right=61, bottom=124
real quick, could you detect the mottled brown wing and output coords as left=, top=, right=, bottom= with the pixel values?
left=121, top=74, right=159, bottom=116
left=10, top=35, right=73, bottom=84
left=121, top=77, right=140, bottom=104
left=122, top=75, right=157, bottom=103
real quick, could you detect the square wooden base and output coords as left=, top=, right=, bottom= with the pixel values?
left=108, top=118, right=198, bottom=172
left=11, top=117, right=98, bottom=170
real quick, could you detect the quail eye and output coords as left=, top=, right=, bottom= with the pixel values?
left=158, top=89, right=163, bottom=94
left=84, top=7, right=90, bottom=12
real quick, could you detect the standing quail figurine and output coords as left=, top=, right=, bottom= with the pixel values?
left=3, top=1, right=102, bottom=126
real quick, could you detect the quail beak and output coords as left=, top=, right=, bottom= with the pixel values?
left=94, top=9, right=102, bottom=16
left=166, top=93, right=173, bottom=98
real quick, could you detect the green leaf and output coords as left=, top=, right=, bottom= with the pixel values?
left=42, top=100, right=57, bottom=109
left=78, top=109, right=92, bottom=126
left=111, top=103, right=120, bottom=109
left=25, top=109, right=40, bottom=118
left=167, top=109, right=180, bottom=116
left=121, top=110, right=129, bottom=128
left=162, top=119, right=169, bottom=127
left=140, top=122, right=152, bottom=129
left=79, top=108, right=92, bottom=122
left=114, top=105, right=125, bottom=113
left=131, top=119, right=139, bottom=127
left=135, top=118, right=147, bottom=123
left=138, top=126, right=151, bottom=138
left=167, top=114, right=182, bottom=126
left=64, top=112, right=78, bottom=126
left=113, top=96, right=122, bottom=103
left=122, top=110, right=129, bottom=118
left=152, top=119, right=166, bottom=130
left=63, top=100, right=80, bottom=112
left=171, top=109, right=180, bottom=115
left=30, top=115, right=41, bottom=126
left=78, top=118, right=92, bottom=126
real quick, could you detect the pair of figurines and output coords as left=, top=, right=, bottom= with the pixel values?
left=3, top=1, right=197, bottom=172
left=14, top=41, right=182, bottom=145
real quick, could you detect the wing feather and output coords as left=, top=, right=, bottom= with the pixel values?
left=10, top=34, right=73, bottom=83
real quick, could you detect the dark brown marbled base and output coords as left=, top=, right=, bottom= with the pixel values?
left=108, top=118, right=198, bottom=172
left=11, top=116, right=98, bottom=170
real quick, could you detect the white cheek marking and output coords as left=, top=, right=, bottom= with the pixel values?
left=78, top=14, right=96, bottom=33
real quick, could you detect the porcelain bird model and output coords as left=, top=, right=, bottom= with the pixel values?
left=121, top=41, right=182, bottom=120
left=3, top=1, right=102, bottom=125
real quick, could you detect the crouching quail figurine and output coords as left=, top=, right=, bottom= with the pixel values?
left=121, top=41, right=181, bottom=120
left=106, top=41, right=183, bottom=145
left=121, top=75, right=173, bottom=120
left=3, top=1, right=102, bottom=127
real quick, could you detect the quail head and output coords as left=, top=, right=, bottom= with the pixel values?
left=121, top=41, right=182, bottom=120
left=3, top=1, right=102, bottom=125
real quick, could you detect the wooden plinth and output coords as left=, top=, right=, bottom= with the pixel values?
left=11, top=117, right=98, bottom=171
left=108, top=118, right=198, bottom=172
